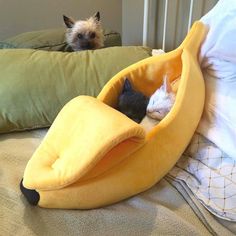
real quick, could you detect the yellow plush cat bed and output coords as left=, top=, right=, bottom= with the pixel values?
left=21, top=22, right=207, bottom=209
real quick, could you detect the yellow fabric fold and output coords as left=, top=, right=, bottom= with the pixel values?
left=23, top=96, right=145, bottom=190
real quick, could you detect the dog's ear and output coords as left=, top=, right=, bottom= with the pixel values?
left=93, top=12, right=100, bottom=21
left=63, top=15, right=75, bottom=28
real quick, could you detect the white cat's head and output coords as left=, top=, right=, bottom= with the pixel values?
left=147, top=76, right=176, bottom=120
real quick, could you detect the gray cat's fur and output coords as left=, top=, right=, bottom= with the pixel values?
left=117, top=78, right=149, bottom=123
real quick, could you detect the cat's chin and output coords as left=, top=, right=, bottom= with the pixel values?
left=147, top=112, right=165, bottom=121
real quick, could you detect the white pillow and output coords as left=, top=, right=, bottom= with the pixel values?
left=197, top=0, right=236, bottom=160
left=197, top=74, right=236, bottom=159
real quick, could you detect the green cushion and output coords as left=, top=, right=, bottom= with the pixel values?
left=0, top=28, right=121, bottom=51
left=0, top=42, right=16, bottom=49
left=0, top=46, right=151, bottom=133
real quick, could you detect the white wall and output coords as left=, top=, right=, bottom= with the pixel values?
left=122, top=0, right=144, bottom=46
left=0, top=0, right=122, bottom=40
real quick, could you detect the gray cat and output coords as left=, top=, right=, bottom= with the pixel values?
left=117, top=78, right=149, bottom=123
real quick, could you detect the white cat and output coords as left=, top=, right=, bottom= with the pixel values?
left=140, top=76, right=179, bottom=132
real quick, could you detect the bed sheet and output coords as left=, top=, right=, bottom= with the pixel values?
left=169, top=133, right=236, bottom=222
left=1, top=129, right=233, bottom=236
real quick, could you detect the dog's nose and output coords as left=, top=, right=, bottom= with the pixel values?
left=81, top=42, right=93, bottom=50
left=85, top=42, right=91, bottom=48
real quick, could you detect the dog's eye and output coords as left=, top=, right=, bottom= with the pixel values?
left=90, top=32, right=96, bottom=39
left=77, top=33, right=83, bottom=39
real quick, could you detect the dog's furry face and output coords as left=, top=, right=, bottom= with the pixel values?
left=63, top=12, right=104, bottom=51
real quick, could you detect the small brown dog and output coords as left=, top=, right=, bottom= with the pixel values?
left=63, top=12, right=104, bottom=51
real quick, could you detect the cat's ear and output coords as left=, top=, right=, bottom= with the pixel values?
left=123, top=78, right=133, bottom=92
left=163, top=75, right=172, bottom=93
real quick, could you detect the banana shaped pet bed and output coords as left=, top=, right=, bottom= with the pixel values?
left=20, top=22, right=207, bottom=209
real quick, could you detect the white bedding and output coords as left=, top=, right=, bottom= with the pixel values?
left=197, top=0, right=236, bottom=160
left=167, top=0, right=236, bottom=222
left=169, top=133, right=236, bottom=221
left=164, top=0, right=236, bottom=223
left=150, top=0, right=236, bottom=223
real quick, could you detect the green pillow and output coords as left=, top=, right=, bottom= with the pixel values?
left=0, top=28, right=121, bottom=51
left=0, top=46, right=151, bottom=133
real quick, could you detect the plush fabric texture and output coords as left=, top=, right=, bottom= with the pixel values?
left=22, top=22, right=207, bottom=209
left=23, top=96, right=146, bottom=190
left=0, top=28, right=121, bottom=51
left=0, top=46, right=151, bottom=134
